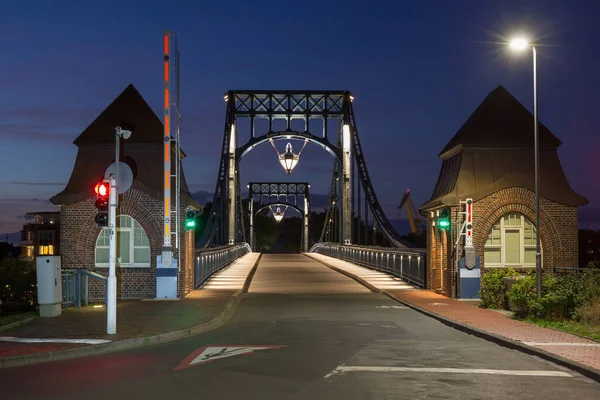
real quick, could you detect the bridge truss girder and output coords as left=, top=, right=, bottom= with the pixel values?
left=248, top=182, right=311, bottom=252
left=198, top=90, right=410, bottom=250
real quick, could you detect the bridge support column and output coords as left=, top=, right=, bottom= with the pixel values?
left=342, top=123, right=352, bottom=245
left=249, top=199, right=254, bottom=250
left=303, top=197, right=309, bottom=252
left=228, top=123, right=237, bottom=245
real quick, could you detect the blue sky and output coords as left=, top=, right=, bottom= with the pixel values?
left=1, top=0, right=599, bottom=234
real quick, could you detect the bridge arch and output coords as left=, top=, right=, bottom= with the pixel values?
left=236, top=131, right=342, bottom=167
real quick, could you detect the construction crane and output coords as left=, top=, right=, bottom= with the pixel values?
left=397, top=189, right=423, bottom=235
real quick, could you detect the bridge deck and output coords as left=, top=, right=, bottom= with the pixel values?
left=247, top=254, right=371, bottom=294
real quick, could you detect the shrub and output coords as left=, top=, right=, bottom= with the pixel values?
left=507, top=273, right=537, bottom=318
left=578, top=268, right=600, bottom=306
left=577, top=301, right=600, bottom=326
left=479, top=268, right=517, bottom=309
left=0, top=256, right=37, bottom=311
left=537, top=275, right=581, bottom=320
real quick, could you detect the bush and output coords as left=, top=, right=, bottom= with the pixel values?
left=0, top=256, right=37, bottom=311
left=479, top=268, right=517, bottom=309
left=507, top=273, right=537, bottom=318
left=578, top=268, right=600, bottom=305
left=537, top=275, right=581, bottom=320
left=577, top=301, right=600, bottom=326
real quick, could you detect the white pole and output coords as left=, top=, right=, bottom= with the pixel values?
left=533, top=46, right=541, bottom=300
left=107, top=174, right=117, bottom=334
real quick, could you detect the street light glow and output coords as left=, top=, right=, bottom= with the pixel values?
left=510, top=37, right=529, bottom=51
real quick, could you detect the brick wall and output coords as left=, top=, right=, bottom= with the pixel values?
left=426, top=186, right=579, bottom=297
left=60, top=187, right=195, bottom=300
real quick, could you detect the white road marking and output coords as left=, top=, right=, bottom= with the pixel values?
left=174, top=345, right=286, bottom=370
left=376, top=305, right=407, bottom=309
left=523, top=342, right=600, bottom=347
left=325, top=366, right=572, bottom=378
left=0, top=336, right=111, bottom=345
left=379, top=325, right=397, bottom=328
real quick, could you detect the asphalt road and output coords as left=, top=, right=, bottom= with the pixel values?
left=2, top=254, right=599, bottom=400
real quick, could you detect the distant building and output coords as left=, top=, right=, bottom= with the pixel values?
left=420, top=85, right=587, bottom=298
left=20, top=211, right=61, bottom=260
left=50, top=84, right=202, bottom=300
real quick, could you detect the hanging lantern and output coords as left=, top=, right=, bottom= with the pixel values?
left=273, top=207, right=284, bottom=223
left=269, top=138, right=308, bottom=174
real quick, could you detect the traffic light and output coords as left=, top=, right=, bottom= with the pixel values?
left=438, top=208, right=450, bottom=230
left=185, top=208, right=196, bottom=230
left=94, top=181, right=109, bottom=227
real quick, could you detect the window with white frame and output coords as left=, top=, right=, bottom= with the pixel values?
left=484, top=212, right=539, bottom=268
left=95, top=215, right=151, bottom=268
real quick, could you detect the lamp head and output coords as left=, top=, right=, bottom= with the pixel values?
left=509, top=37, right=529, bottom=51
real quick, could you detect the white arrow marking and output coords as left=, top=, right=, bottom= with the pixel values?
left=174, top=345, right=285, bottom=370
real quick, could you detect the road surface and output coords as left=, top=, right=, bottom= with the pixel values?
left=2, top=254, right=599, bottom=399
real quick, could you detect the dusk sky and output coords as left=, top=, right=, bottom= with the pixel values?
left=1, top=0, right=600, bottom=236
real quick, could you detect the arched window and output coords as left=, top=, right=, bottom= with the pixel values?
left=95, top=215, right=151, bottom=268
left=484, top=212, right=540, bottom=268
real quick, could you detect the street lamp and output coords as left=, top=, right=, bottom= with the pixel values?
left=279, top=143, right=300, bottom=174
left=273, top=207, right=284, bottom=223
left=509, top=36, right=542, bottom=299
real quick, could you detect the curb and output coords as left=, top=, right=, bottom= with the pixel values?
left=306, top=253, right=600, bottom=384
left=0, top=317, right=36, bottom=333
left=0, top=253, right=262, bottom=369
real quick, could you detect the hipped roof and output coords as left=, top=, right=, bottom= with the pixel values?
left=420, top=85, right=587, bottom=211
left=439, top=85, right=562, bottom=157
left=51, top=84, right=200, bottom=210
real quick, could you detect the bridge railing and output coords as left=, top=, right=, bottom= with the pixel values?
left=194, top=243, right=252, bottom=289
left=309, top=243, right=426, bottom=288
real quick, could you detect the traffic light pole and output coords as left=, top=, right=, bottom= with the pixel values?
left=107, top=174, right=117, bottom=335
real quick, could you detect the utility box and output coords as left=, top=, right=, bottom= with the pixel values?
left=458, top=254, right=480, bottom=299
left=156, top=255, right=178, bottom=299
left=36, top=256, right=62, bottom=317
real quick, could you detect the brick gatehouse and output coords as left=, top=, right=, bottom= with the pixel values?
left=419, top=85, right=587, bottom=298
left=51, top=84, right=202, bottom=299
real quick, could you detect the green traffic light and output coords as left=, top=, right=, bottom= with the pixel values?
left=438, top=208, right=450, bottom=230
left=185, top=209, right=196, bottom=230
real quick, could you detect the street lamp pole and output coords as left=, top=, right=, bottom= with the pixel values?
left=510, top=37, right=542, bottom=299
left=532, top=45, right=542, bottom=300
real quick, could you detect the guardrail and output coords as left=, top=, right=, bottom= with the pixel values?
left=62, top=269, right=108, bottom=309
left=194, top=243, right=252, bottom=289
left=309, top=243, right=426, bottom=288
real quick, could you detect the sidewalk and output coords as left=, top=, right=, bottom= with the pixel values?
left=307, top=253, right=600, bottom=380
left=0, top=252, right=260, bottom=367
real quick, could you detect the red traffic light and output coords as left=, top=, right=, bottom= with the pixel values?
left=95, top=181, right=109, bottom=197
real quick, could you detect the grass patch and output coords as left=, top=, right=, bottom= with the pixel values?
left=0, top=311, right=36, bottom=327
left=526, top=318, right=600, bottom=341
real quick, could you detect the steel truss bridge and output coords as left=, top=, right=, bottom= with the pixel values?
left=198, top=90, right=415, bottom=250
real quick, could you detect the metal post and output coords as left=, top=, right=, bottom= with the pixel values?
left=303, top=196, right=309, bottom=252
left=107, top=174, right=117, bottom=334
left=533, top=46, right=541, bottom=300
left=249, top=198, right=254, bottom=250
left=342, top=123, right=352, bottom=245
left=162, top=31, right=173, bottom=267
left=228, top=123, right=236, bottom=245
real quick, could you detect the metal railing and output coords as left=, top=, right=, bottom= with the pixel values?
left=194, top=243, right=252, bottom=289
left=62, top=269, right=108, bottom=308
left=309, top=243, right=427, bottom=288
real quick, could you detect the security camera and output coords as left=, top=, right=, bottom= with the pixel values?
left=121, top=129, right=132, bottom=139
